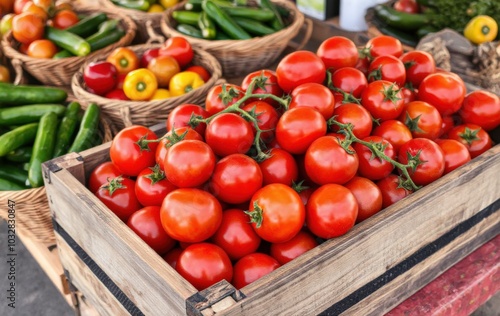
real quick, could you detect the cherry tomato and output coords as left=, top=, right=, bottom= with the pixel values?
left=368, top=55, right=406, bottom=87
left=140, top=47, right=160, bottom=68
left=163, top=248, right=183, bottom=269
left=372, top=120, right=413, bottom=153
left=211, top=209, right=261, bottom=261
left=376, top=174, right=413, bottom=208
left=12, top=12, right=44, bottom=44
left=232, top=253, right=280, bottom=290
left=176, top=243, right=232, bottom=291
left=276, top=50, right=326, bottom=93
left=275, top=107, right=327, bottom=154
left=241, top=69, right=283, bottom=107
left=459, top=90, right=500, bottom=131
left=306, top=184, right=358, bottom=239
left=83, top=61, right=118, bottom=96
left=135, top=165, right=177, bottom=206
left=259, top=148, right=298, bottom=186
left=127, top=206, right=176, bottom=254
left=95, top=176, right=142, bottom=222
left=166, top=103, right=209, bottom=135
left=317, top=36, right=358, bottom=71
left=205, top=113, right=254, bottom=157
left=88, top=161, right=124, bottom=194
left=434, top=139, right=471, bottom=175
left=205, top=83, right=245, bottom=116
left=52, top=9, right=78, bottom=29
left=185, top=65, right=211, bottom=82
left=247, top=183, right=305, bottom=243
left=394, top=0, right=419, bottom=13
left=155, top=127, right=203, bottom=170
left=330, top=67, right=368, bottom=98
left=353, top=136, right=395, bottom=181
left=399, top=101, right=443, bottom=140
left=330, top=103, right=373, bottom=139
left=366, top=35, right=403, bottom=58
left=161, top=188, right=222, bottom=243
left=289, top=83, right=335, bottom=120
left=398, top=138, right=445, bottom=186
left=400, top=50, right=435, bottom=88
left=241, top=100, right=280, bottom=143
left=446, top=124, right=492, bottom=158
left=270, top=230, right=318, bottom=265
left=345, top=177, right=383, bottom=223
left=110, top=125, right=158, bottom=177
left=417, top=73, right=466, bottom=116
left=361, top=80, right=405, bottom=121
left=158, top=36, right=193, bottom=68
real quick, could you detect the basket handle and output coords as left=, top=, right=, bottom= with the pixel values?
left=10, top=58, right=24, bottom=85
left=145, top=20, right=165, bottom=45
left=119, top=106, right=134, bottom=127
left=288, top=18, right=313, bottom=51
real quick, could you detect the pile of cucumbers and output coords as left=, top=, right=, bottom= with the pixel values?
left=0, top=83, right=102, bottom=190
left=50, top=12, right=126, bottom=58
left=172, top=0, right=290, bottom=40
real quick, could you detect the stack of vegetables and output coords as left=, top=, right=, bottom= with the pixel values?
left=110, top=0, right=179, bottom=13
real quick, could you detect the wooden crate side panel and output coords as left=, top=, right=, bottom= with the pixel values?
left=217, top=147, right=500, bottom=315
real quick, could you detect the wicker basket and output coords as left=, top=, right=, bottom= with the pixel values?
left=0, top=5, right=136, bottom=87
left=72, top=44, right=223, bottom=129
left=0, top=111, right=116, bottom=245
left=161, top=0, right=311, bottom=77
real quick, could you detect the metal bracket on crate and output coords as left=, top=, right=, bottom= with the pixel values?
left=186, top=280, right=246, bottom=316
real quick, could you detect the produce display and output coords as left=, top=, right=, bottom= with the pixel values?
left=110, top=0, right=179, bottom=13
left=0, top=83, right=103, bottom=190
left=86, top=34, right=500, bottom=291
left=0, top=62, right=11, bottom=83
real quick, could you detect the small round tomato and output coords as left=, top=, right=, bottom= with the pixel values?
left=164, top=140, right=215, bottom=188
left=276, top=50, right=326, bottom=93
left=275, top=107, right=327, bottom=154
left=400, top=50, right=435, bottom=87
left=205, top=113, right=254, bottom=157
left=330, top=67, right=368, bottom=98
left=140, top=47, right=160, bottom=68
left=52, top=9, right=79, bottom=29
left=158, top=37, right=193, bottom=68
left=14, top=0, right=30, bottom=14
left=205, top=83, right=245, bottom=116
left=232, top=253, right=280, bottom=290
left=185, top=65, right=211, bottom=82
left=446, top=124, right=492, bottom=158
left=398, top=138, right=445, bottom=186
left=127, top=206, right=176, bottom=254
left=417, top=73, right=466, bottom=116
left=270, top=230, right=318, bottom=265
left=155, top=127, right=203, bottom=170
left=176, top=243, right=232, bottom=291
left=241, top=100, right=280, bottom=143
left=12, top=12, right=44, bottom=44
left=288, top=83, right=335, bottom=120
left=329, top=103, right=373, bottom=139
left=147, top=55, right=180, bottom=88
left=110, top=125, right=158, bottom=177
left=345, top=177, right=383, bottom=223
left=353, top=136, right=395, bottom=181
left=88, top=161, right=124, bottom=194
left=368, top=55, right=406, bottom=87
left=306, top=184, right=358, bottom=239
left=211, top=209, right=261, bottom=261
left=434, top=139, right=471, bottom=175
left=376, top=174, right=413, bottom=208
left=161, top=188, right=222, bottom=243
left=394, top=0, right=419, bottom=13
left=26, top=39, right=58, bottom=58
left=372, top=120, right=413, bottom=153
left=95, top=176, right=142, bottom=222
left=135, top=165, right=177, bottom=206
left=259, top=148, right=298, bottom=186
left=241, top=69, right=283, bottom=107
left=22, top=2, right=47, bottom=21
left=163, top=248, right=183, bottom=269
left=166, top=103, right=209, bottom=135
left=399, top=101, right=443, bottom=140
left=459, top=90, right=500, bottom=131
left=317, top=36, right=358, bottom=70
left=361, top=80, right=405, bottom=121
left=247, top=183, right=305, bottom=243
left=366, top=35, right=403, bottom=58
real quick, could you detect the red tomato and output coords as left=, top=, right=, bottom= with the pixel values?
left=417, top=73, right=466, bottom=116
left=164, top=140, right=216, bottom=188
left=368, top=55, right=406, bottom=87
left=247, top=183, right=305, bottom=243
left=330, top=67, right=368, bottom=98
left=163, top=248, right=183, bottom=269
left=394, top=0, right=419, bottom=13
left=398, top=138, right=445, bottom=186
left=459, top=90, right=500, bottom=131
left=305, top=136, right=359, bottom=185
left=270, top=230, right=318, bottom=265
left=110, top=125, right=158, bottom=177
left=400, top=50, right=435, bottom=87
left=259, top=148, right=298, bottom=186
left=330, top=103, right=373, bottom=139
left=232, top=253, right=280, bottom=290
left=376, top=174, right=413, bottom=208
left=166, top=103, right=209, bottom=135
left=276, top=50, right=326, bottom=93
left=104, top=89, right=129, bottom=100
left=155, top=127, right=203, bottom=170
left=211, top=209, right=261, bottom=261
left=127, top=206, right=176, bottom=254
left=88, top=161, right=123, bottom=193
left=209, top=154, right=263, bottom=204
left=401, top=87, right=417, bottom=104
left=288, top=83, right=335, bottom=120
left=399, top=101, right=443, bottom=140
left=140, top=47, right=160, bottom=68
left=241, top=69, right=283, bottom=107
left=366, top=35, right=403, bottom=58
left=83, top=61, right=118, bottom=96
left=135, top=165, right=177, bottom=206
left=345, top=177, right=383, bottom=223
left=306, top=184, right=358, bottom=239
left=205, top=84, right=245, bottom=116
left=372, top=120, right=413, bottom=153
left=296, top=185, right=316, bottom=205
left=158, top=37, right=193, bottom=68
left=241, top=100, right=280, bottom=143
left=116, top=73, right=126, bottom=90
left=95, top=176, right=142, bottom=222
left=446, top=124, right=492, bottom=158
left=440, top=115, right=456, bottom=138
left=205, top=113, right=254, bottom=157
left=317, top=36, right=358, bottom=71
left=275, top=107, right=327, bottom=154
left=176, top=243, right=232, bottom=291
left=160, top=188, right=222, bottom=243
left=185, top=65, right=210, bottom=82
left=353, top=136, right=395, bottom=181
left=361, top=80, right=405, bottom=121
left=434, top=139, right=471, bottom=175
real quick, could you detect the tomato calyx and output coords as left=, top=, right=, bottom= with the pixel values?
left=405, top=150, right=426, bottom=173
left=358, top=46, right=373, bottom=61
left=382, top=83, right=402, bottom=104
left=219, top=84, right=243, bottom=106
left=144, top=164, right=166, bottom=185
left=135, top=134, right=156, bottom=152
left=244, top=201, right=264, bottom=228
left=367, top=66, right=382, bottom=82
left=458, top=127, right=481, bottom=146
left=164, top=127, right=189, bottom=148
left=404, top=113, right=424, bottom=133
left=395, top=175, right=415, bottom=192
left=326, top=70, right=361, bottom=105
left=403, top=60, right=416, bottom=70
left=292, top=180, right=310, bottom=193
left=101, top=176, right=125, bottom=196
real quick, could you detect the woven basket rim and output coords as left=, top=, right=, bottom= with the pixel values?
left=99, top=0, right=164, bottom=21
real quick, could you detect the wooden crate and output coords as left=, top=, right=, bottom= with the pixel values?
left=42, top=122, right=500, bottom=315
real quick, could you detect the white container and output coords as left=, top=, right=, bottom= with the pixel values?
left=339, top=0, right=385, bottom=32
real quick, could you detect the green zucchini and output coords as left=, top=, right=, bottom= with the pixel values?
left=52, top=50, right=75, bottom=59
left=53, top=102, right=81, bottom=158
left=374, top=4, right=429, bottom=31
left=68, top=104, right=101, bottom=153
left=235, top=18, right=275, bottom=36
left=172, top=11, right=201, bottom=26
left=111, top=0, right=150, bottom=11
left=0, top=83, right=67, bottom=106
left=203, top=0, right=251, bottom=40
left=0, top=104, right=66, bottom=126
left=0, top=178, right=26, bottom=191
left=198, top=11, right=217, bottom=39
left=258, top=0, right=284, bottom=30
left=65, top=12, right=108, bottom=37
left=176, top=24, right=204, bottom=38
left=86, top=19, right=119, bottom=42
left=223, top=7, right=275, bottom=22
left=0, top=163, right=29, bottom=187
left=185, top=0, right=203, bottom=11
left=28, top=112, right=59, bottom=188
left=6, top=146, right=32, bottom=163
left=214, top=29, right=231, bottom=40
left=87, top=28, right=125, bottom=51
left=46, top=26, right=91, bottom=57
left=0, top=123, right=39, bottom=157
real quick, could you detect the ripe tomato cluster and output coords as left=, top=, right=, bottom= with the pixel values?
left=88, top=35, right=500, bottom=292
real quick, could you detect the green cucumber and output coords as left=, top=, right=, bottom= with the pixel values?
left=0, top=104, right=66, bottom=126
left=46, top=26, right=91, bottom=57
left=6, top=146, right=32, bottom=163
left=0, top=178, right=26, bottom=191
left=68, top=104, right=100, bottom=153
left=87, top=28, right=125, bottom=51
left=0, top=164, right=29, bottom=187
left=0, top=123, right=39, bottom=157
left=198, top=11, right=217, bottom=39
left=111, top=0, right=150, bottom=11
left=203, top=0, right=251, bottom=40
left=52, top=50, right=75, bottom=59
left=0, top=83, right=67, bottom=106
left=86, top=19, right=119, bottom=42
left=65, top=12, right=108, bottom=37
left=258, top=0, right=284, bottom=30
left=172, top=11, right=202, bottom=26
left=176, top=24, right=204, bottom=38
left=214, top=29, right=231, bottom=40
left=53, top=102, right=81, bottom=158
left=185, top=0, right=203, bottom=11
left=28, top=112, right=59, bottom=188
left=235, top=18, right=275, bottom=36
left=223, top=7, right=275, bottom=22
left=374, top=4, right=429, bottom=31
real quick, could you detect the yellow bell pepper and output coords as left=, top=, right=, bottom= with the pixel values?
left=150, top=89, right=171, bottom=100
left=464, top=15, right=498, bottom=45
left=123, top=68, right=158, bottom=101
left=169, top=71, right=205, bottom=97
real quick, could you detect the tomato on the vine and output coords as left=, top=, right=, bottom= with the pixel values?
left=399, top=101, right=443, bottom=140
left=459, top=90, right=500, bottom=131
left=446, top=124, right=492, bottom=158
left=372, top=120, right=413, bottom=153
left=205, top=84, right=245, bottom=116
left=288, top=83, right=335, bottom=120
left=353, top=136, right=395, bottom=181
left=232, top=253, right=280, bottom=290
left=135, top=165, right=177, bottom=206
left=316, top=36, right=359, bottom=70
left=329, top=103, right=373, bottom=139
left=345, top=177, right=383, bottom=223
left=330, top=67, right=368, bottom=98
left=259, top=148, right=298, bottom=186
left=95, top=176, right=141, bottom=222
left=241, top=100, right=280, bottom=143
left=88, top=161, right=124, bottom=193
left=155, top=127, right=203, bottom=170
left=270, top=230, right=318, bottom=265
left=361, top=80, right=405, bottom=121
left=434, top=139, right=471, bottom=175
left=376, top=174, right=413, bottom=208
left=205, top=113, right=254, bottom=157
left=166, top=103, right=209, bottom=135
left=241, top=69, right=283, bottom=107
left=398, top=138, right=445, bottom=186
left=276, top=50, right=326, bottom=93
left=367, top=55, right=406, bottom=87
